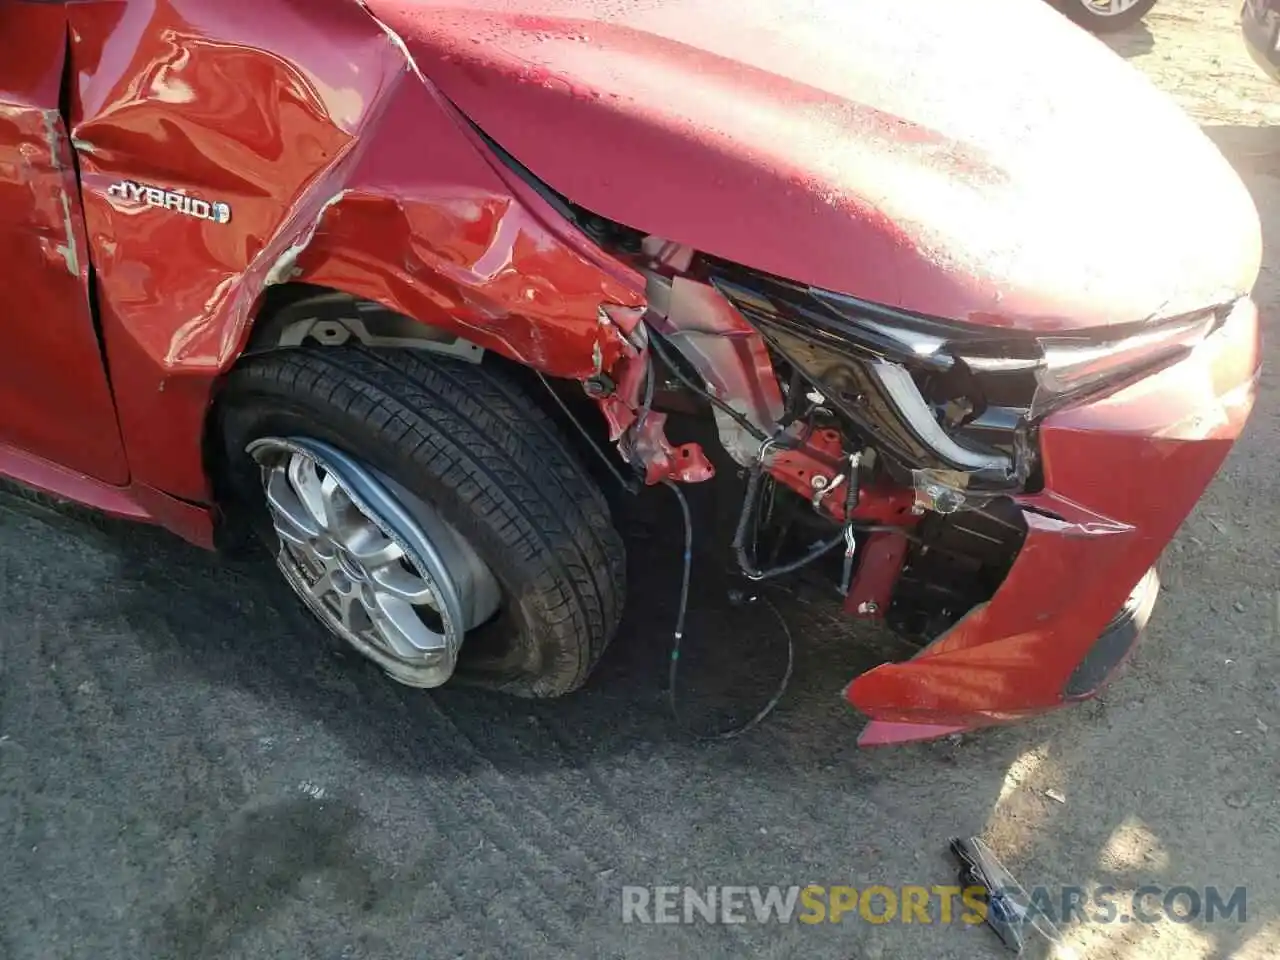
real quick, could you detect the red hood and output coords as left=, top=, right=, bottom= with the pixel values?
left=366, top=0, right=1261, bottom=331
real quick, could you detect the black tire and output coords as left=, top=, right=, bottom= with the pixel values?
left=1055, top=0, right=1158, bottom=32
left=215, top=345, right=626, bottom=698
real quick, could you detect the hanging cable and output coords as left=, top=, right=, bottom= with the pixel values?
left=644, top=328, right=773, bottom=444
left=536, top=344, right=823, bottom=739
left=534, top=370, right=640, bottom=495
left=661, top=479, right=794, bottom=741
left=731, top=459, right=848, bottom=581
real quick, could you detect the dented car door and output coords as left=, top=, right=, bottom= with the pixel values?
left=0, top=0, right=128, bottom=483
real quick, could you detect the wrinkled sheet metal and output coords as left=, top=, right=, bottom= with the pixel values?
left=0, top=2, right=129, bottom=483
left=65, top=0, right=682, bottom=500
left=591, top=315, right=715, bottom=486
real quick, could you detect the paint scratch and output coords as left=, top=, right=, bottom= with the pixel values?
left=44, top=111, right=80, bottom=277
left=264, top=190, right=350, bottom=287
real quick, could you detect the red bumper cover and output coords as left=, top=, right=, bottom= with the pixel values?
left=848, top=298, right=1261, bottom=745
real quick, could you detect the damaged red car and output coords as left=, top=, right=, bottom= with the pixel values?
left=1, top=0, right=1260, bottom=745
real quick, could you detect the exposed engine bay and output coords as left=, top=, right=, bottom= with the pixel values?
left=515, top=185, right=1228, bottom=655
left=538, top=193, right=1046, bottom=648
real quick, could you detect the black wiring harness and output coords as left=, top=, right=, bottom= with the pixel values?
left=535, top=329, right=800, bottom=739
left=536, top=326, right=919, bottom=739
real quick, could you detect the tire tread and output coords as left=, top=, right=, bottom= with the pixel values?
left=220, top=346, right=625, bottom=697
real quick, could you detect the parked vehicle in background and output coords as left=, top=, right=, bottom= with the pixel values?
left=1055, top=0, right=1159, bottom=32
left=1243, top=0, right=1280, bottom=82
left=0, top=0, right=1260, bottom=747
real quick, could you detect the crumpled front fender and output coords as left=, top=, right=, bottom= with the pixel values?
left=66, top=0, right=697, bottom=502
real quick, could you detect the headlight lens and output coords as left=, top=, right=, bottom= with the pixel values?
left=1029, top=311, right=1218, bottom=415
left=954, top=308, right=1219, bottom=419
left=711, top=266, right=1230, bottom=487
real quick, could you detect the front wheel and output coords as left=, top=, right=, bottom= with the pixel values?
left=1055, top=0, right=1158, bottom=32
left=216, top=346, right=626, bottom=698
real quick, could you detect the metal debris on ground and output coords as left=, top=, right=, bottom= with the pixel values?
left=948, top=836, right=1066, bottom=955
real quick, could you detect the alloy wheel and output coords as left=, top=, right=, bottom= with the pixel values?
left=1076, top=0, right=1144, bottom=15
left=248, top=437, right=501, bottom=687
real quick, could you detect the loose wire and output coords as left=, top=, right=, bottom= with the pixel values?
left=661, top=479, right=794, bottom=740
left=537, top=365, right=918, bottom=739
left=645, top=329, right=773, bottom=444
left=534, top=370, right=639, bottom=495
left=537, top=350, right=842, bottom=740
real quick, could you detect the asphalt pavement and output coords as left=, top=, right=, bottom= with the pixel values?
left=2, top=4, right=1278, bottom=958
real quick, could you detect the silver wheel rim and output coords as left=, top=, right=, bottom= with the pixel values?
left=248, top=437, right=501, bottom=688
left=1078, top=0, right=1142, bottom=15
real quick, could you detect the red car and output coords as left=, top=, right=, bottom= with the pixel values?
left=1, top=0, right=1260, bottom=745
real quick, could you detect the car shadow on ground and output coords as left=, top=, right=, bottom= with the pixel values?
left=1202, top=123, right=1280, bottom=176
left=1100, top=21, right=1156, bottom=58
left=1, top=475, right=915, bottom=778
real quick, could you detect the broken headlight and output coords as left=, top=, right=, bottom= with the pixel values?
left=711, top=267, right=1227, bottom=490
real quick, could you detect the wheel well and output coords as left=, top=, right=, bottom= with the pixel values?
left=242, top=282, right=485, bottom=362
left=204, top=283, right=628, bottom=550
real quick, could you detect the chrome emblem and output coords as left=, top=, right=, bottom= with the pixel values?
left=107, top=179, right=232, bottom=224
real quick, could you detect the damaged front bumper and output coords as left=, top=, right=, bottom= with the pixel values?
left=848, top=297, right=1260, bottom=745
left=590, top=254, right=1259, bottom=746
left=575, top=240, right=1259, bottom=746
left=460, top=123, right=1260, bottom=745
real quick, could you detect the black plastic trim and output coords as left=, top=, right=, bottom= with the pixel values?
left=1063, top=568, right=1160, bottom=699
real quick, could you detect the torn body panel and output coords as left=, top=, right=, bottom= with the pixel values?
left=592, top=326, right=716, bottom=486
left=0, top=0, right=1260, bottom=748
left=0, top=1, right=128, bottom=483
left=64, top=0, right=689, bottom=500
left=849, top=298, right=1260, bottom=744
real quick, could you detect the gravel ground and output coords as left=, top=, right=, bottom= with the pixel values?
left=2, top=2, right=1277, bottom=958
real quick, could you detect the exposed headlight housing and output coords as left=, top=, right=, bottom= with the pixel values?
left=711, top=266, right=1230, bottom=490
